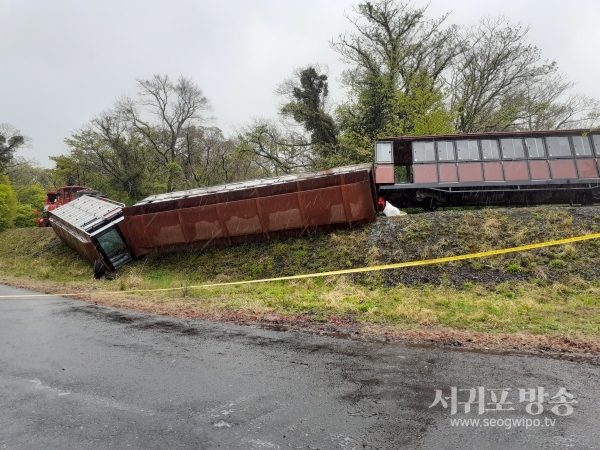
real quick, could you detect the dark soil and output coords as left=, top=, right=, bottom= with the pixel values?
left=359, top=205, right=600, bottom=288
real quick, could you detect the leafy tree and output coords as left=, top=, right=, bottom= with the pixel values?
left=13, top=204, right=37, bottom=228
left=14, top=184, right=46, bottom=210
left=331, top=0, right=458, bottom=139
left=0, top=124, right=27, bottom=171
left=64, top=113, right=150, bottom=201
left=48, top=153, right=93, bottom=188
left=0, top=174, right=18, bottom=231
left=6, top=157, right=52, bottom=190
left=330, top=0, right=459, bottom=162
left=279, top=66, right=338, bottom=150
left=396, top=72, right=454, bottom=136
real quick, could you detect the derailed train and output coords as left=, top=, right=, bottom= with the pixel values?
left=48, top=164, right=378, bottom=277
left=48, top=129, right=600, bottom=275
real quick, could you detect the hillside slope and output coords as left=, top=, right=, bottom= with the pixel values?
left=1, top=205, right=600, bottom=355
left=3, top=205, right=598, bottom=286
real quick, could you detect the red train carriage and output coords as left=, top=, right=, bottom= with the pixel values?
left=374, top=129, right=600, bottom=210
left=48, top=164, right=378, bottom=275
left=35, top=186, right=103, bottom=227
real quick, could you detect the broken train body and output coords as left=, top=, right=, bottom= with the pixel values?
left=47, top=164, right=378, bottom=276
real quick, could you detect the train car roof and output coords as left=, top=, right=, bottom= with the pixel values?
left=49, top=196, right=123, bottom=234
left=377, top=129, right=598, bottom=142
left=133, top=163, right=373, bottom=206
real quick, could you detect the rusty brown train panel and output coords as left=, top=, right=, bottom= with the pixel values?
left=119, top=164, right=377, bottom=257
left=50, top=218, right=103, bottom=264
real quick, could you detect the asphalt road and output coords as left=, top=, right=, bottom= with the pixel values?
left=0, top=284, right=599, bottom=449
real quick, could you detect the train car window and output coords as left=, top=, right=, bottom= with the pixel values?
left=96, top=229, right=127, bottom=257
left=412, top=141, right=435, bottom=162
left=437, top=141, right=455, bottom=161
left=571, top=135, right=593, bottom=156
left=480, top=140, right=500, bottom=160
left=525, top=138, right=545, bottom=158
left=456, top=140, right=480, bottom=160
left=546, top=136, right=572, bottom=157
left=500, top=139, right=525, bottom=159
left=55, top=191, right=62, bottom=202
left=375, top=142, right=393, bottom=163
left=592, top=135, right=600, bottom=156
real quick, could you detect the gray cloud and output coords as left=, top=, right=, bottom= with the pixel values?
left=1, top=0, right=598, bottom=166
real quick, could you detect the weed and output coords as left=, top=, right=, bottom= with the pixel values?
left=180, top=280, right=189, bottom=297
left=147, top=270, right=168, bottom=280
left=471, top=261, right=484, bottom=270
left=271, top=243, right=289, bottom=257
left=506, top=263, right=521, bottom=273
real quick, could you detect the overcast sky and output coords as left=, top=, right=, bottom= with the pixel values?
left=2, top=0, right=599, bottom=167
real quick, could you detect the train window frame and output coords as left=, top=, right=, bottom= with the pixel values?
left=436, top=140, right=455, bottom=161
left=546, top=136, right=572, bottom=158
left=592, top=135, right=600, bottom=157
left=456, top=140, right=480, bottom=161
left=96, top=228, right=127, bottom=257
left=412, top=141, right=436, bottom=162
left=571, top=135, right=593, bottom=157
left=375, top=141, right=393, bottom=163
left=480, top=139, right=500, bottom=160
left=500, top=138, right=525, bottom=160
left=525, top=137, right=546, bottom=159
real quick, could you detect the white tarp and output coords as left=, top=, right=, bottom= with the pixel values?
left=382, top=201, right=406, bottom=216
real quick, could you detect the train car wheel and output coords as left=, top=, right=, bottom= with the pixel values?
left=93, top=260, right=106, bottom=279
left=422, top=198, right=438, bottom=211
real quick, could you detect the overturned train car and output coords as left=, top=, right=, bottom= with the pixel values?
left=48, top=164, right=378, bottom=274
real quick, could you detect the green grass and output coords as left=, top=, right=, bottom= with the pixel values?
left=2, top=205, right=600, bottom=340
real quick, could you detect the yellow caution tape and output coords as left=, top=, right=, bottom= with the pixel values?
left=3, top=232, right=600, bottom=298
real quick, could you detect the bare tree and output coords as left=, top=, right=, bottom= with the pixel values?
left=515, top=73, right=600, bottom=130
left=449, top=17, right=559, bottom=133
left=237, top=119, right=315, bottom=176
left=180, top=126, right=253, bottom=186
left=118, top=75, right=211, bottom=192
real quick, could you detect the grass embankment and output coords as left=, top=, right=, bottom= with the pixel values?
left=1, top=206, right=600, bottom=352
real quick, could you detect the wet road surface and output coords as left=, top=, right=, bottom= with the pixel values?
left=0, top=284, right=599, bottom=449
